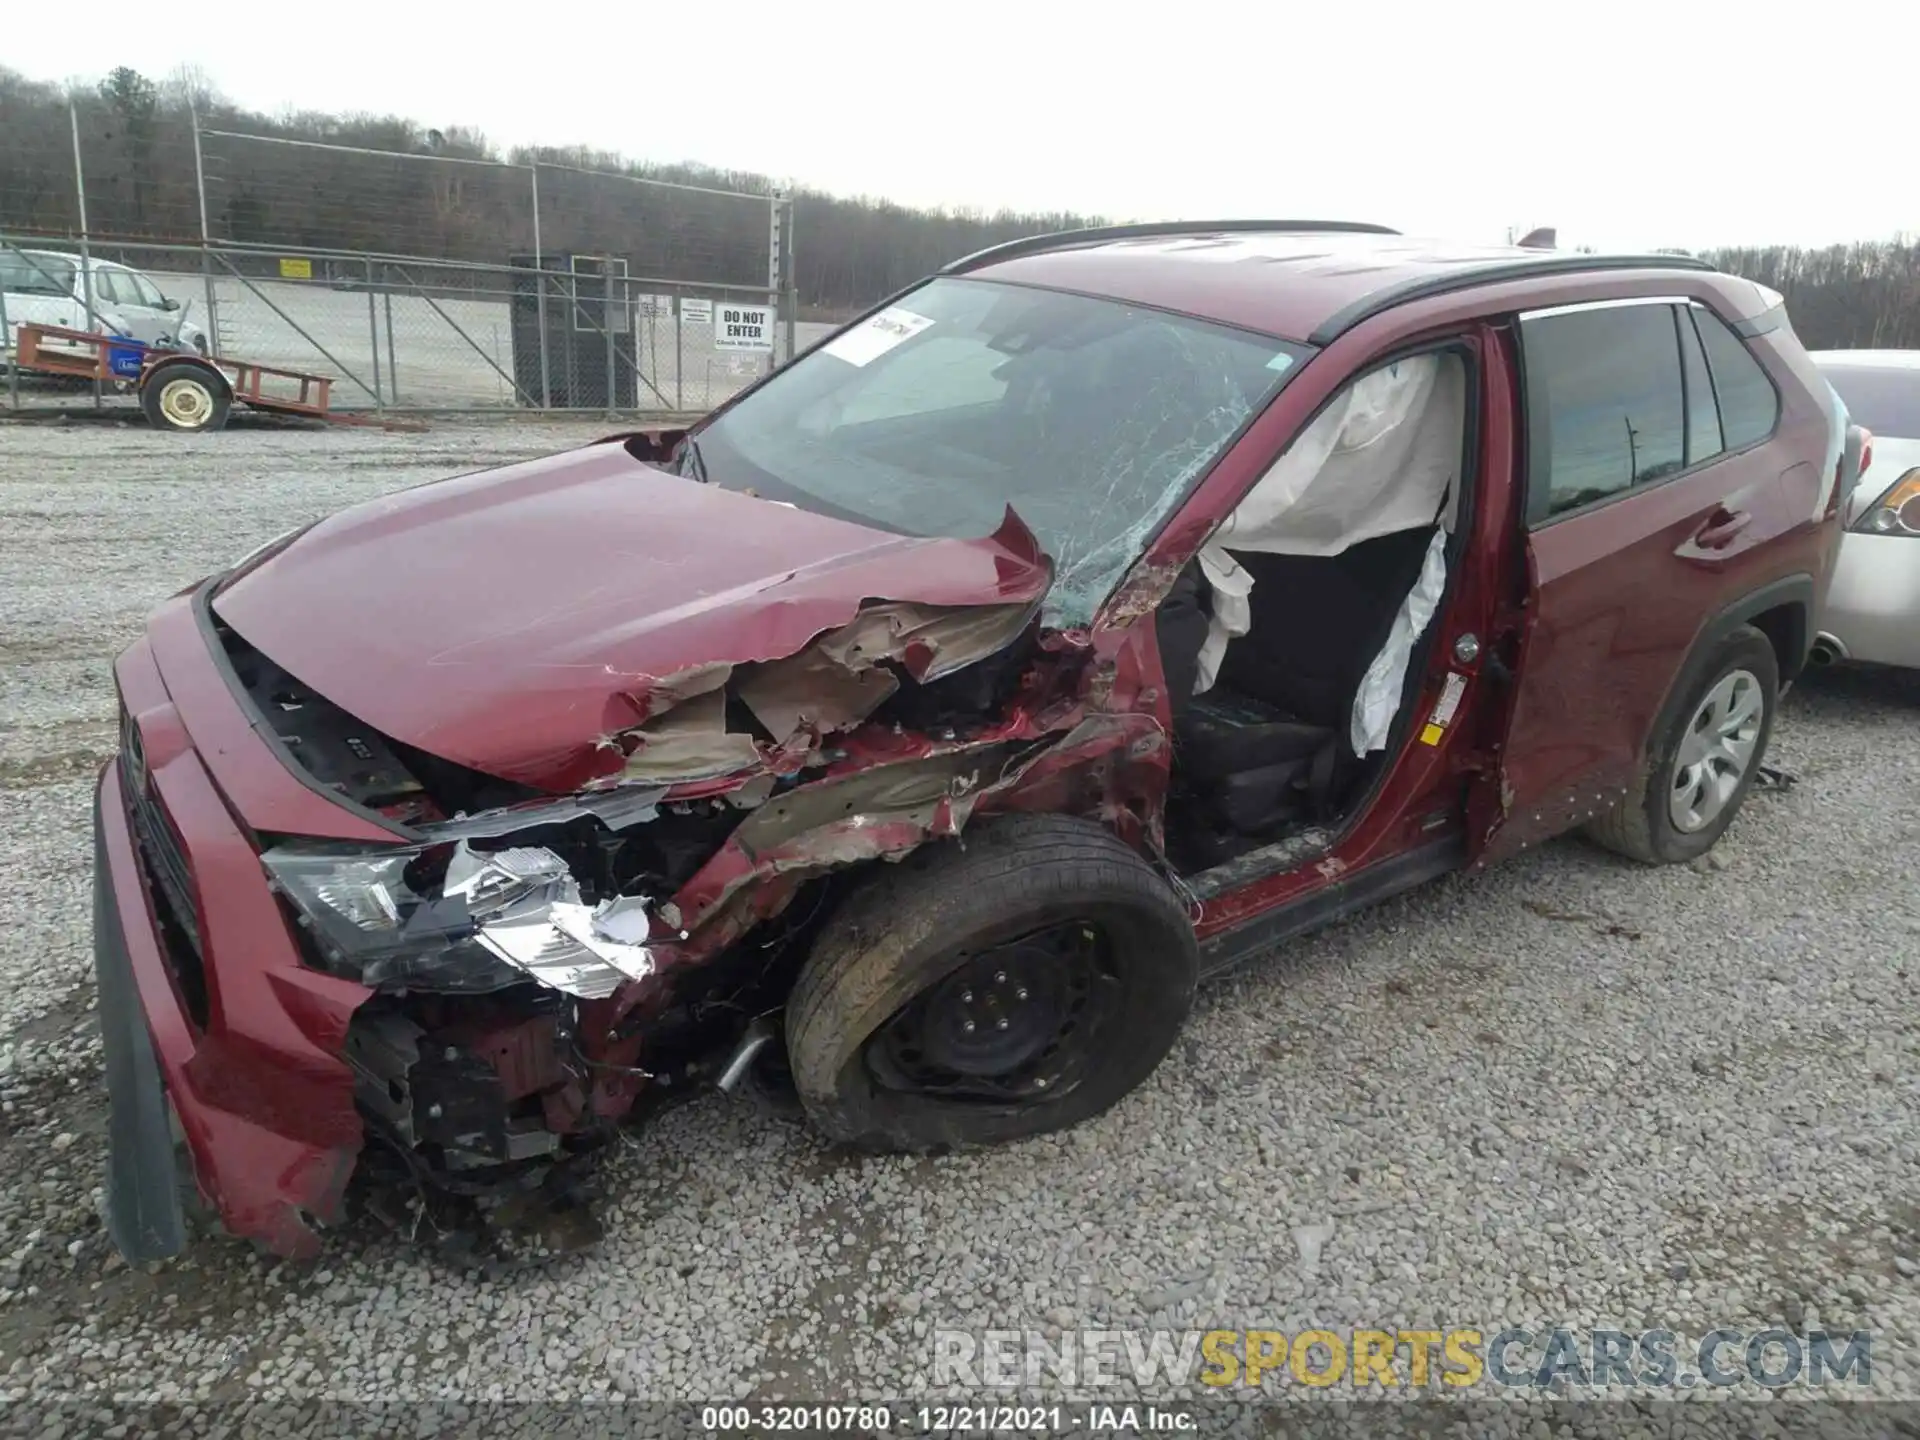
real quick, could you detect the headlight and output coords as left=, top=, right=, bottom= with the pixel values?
left=262, top=839, right=655, bottom=998
left=1854, top=468, right=1920, bottom=537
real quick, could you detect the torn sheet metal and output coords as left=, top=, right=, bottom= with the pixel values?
left=444, top=841, right=657, bottom=999
left=814, top=599, right=1037, bottom=682
left=209, top=455, right=1053, bottom=793
left=619, top=688, right=763, bottom=784
left=734, top=645, right=900, bottom=746
left=1350, top=528, right=1449, bottom=755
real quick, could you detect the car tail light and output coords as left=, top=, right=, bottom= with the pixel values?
left=1854, top=467, right=1920, bottom=537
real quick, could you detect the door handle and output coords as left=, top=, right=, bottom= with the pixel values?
left=1694, top=506, right=1752, bottom=550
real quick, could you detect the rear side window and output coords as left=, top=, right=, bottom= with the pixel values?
left=1521, top=302, right=1687, bottom=522
left=1690, top=305, right=1779, bottom=448
left=0, top=254, right=76, bottom=297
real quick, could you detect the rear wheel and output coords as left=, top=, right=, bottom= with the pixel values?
left=785, top=815, right=1198, bottom=1151
left=1586, top=625, right=1777, bottom=864
left=140, top=360, right=230, bottom=433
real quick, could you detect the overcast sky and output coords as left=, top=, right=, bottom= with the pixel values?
left=11, top=0, right=1913, bottom=253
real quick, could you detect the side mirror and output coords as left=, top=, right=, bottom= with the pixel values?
left=161, top=297, right=182, bottom=311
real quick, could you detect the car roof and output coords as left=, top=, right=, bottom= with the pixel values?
left=948, top=222, right=1718, bottom=346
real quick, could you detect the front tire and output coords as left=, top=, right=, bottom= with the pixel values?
left=785, top=815, right=1198, bottom=1151
left=1586, top=624, right=1778, bottom=864
left=140, top=360, right=231, bottom=433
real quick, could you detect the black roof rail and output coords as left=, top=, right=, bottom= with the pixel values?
left=942, top=219, right=1401, bottom=275
left=1307, top=252, right=1721, bottom=346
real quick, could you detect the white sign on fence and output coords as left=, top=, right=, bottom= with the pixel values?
left=680, top=297, right=713, bottom=326
left=637, top=293, right=673, bottom=318
left=714, top=303, right=774, bottom=352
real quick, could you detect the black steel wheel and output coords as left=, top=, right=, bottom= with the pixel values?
left=785, top=815, right=1198, bottom=1151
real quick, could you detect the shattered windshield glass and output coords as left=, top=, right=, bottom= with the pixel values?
left=692, top=278, right=1307, bottom=625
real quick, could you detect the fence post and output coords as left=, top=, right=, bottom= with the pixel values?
left=0, top=284, right=15, bottom=412
left=674, top=290, right=684, bottom=414
left=780, top=193, right=797, bottom=366
left=604, top=264, right=617, bottom=417
left=766, top=191, right=784, bottom=377
left=530, top=162, right=552, bottom=409
left=365, top=257, right=384, bottom=410
left=384, top=273, right=399, bottom=404
left=190, top=100, right=220, bottom=357
left=69, top=97, right=102, bottom=409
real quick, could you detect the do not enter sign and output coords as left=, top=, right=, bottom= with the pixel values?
left=714, top=304, right=774, bottom=352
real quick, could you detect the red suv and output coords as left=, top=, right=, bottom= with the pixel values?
left=95, top=222, right=1858, bottom=1261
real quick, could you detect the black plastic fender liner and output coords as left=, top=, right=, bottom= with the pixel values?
left=93, top=781, right=189, bottom=1263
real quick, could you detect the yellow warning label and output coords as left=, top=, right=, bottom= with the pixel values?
left=1419, top=723, right=1446, bottom=747
left=278, top=257, right=313, bottom=280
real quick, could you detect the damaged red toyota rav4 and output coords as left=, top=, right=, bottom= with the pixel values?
left=95, top=222, right=1864, bottom=1261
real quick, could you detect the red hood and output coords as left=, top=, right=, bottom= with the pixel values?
left=211, top=444, right=1050, bottom=791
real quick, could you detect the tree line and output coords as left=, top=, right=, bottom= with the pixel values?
left=1, top=64, right=1914, bottom=340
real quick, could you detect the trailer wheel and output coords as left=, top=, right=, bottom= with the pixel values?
left=141, top=360, right=231, bottom=433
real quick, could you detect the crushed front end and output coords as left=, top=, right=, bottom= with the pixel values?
left=92, top=464, right=1169, bottom=1261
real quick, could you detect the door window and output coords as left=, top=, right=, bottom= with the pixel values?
left=93, top=270, right=131, bottom=306
left=1520, top=301, right=1688, bottom=523
left=128, top=272, right=167, bottom=309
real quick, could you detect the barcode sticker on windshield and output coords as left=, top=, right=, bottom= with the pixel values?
left=822, top=307, right=935, bottom=367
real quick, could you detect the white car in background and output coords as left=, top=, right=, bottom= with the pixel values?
left=1810, top=350, right=1920, bottom=670
left=0, top=248, right=209, bottom=356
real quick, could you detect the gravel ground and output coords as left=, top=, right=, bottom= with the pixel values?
left=0, top=417, right=1917, bottom=1430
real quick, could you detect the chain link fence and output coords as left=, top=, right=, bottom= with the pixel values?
left=2, top=97, right=810, bottom=419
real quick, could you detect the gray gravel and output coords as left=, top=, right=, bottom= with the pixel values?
left=1, top=416, right=1917, bottom=1422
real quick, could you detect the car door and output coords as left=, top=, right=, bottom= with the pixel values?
left=90, top=267, right=153, bottom=343
left=1469, top=295, right=1793, bottom=862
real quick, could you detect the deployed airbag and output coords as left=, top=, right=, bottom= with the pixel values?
left=1349, top=528, right=1448, bottom=755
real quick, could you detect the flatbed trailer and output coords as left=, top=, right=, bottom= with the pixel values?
left=10, top=323, right=363, bottom=432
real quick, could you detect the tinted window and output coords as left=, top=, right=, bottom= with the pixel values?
left=1692, top=306, right=1779, bottom=448
left=0, top=253, right=76, bottom=296
left=1522, top=303, right=1687, bottom=521
left=1677, top=308, right=1723, bottom=464
left=1819, top=364, right=1920, bottom=440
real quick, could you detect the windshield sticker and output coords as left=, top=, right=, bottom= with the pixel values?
left=822, top=307, right=936, bottom=368
left=1266, top=352, right=1297, bottom=373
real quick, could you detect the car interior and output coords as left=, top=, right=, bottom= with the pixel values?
left=1156, top=348, right=1474, bottom=874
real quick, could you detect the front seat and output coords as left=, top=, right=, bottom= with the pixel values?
left=1156, top=560, right=1336, bottom=839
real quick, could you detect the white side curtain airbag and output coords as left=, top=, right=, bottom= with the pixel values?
left=1349, top=527, right=1448, bottom=755
left=1189, top=353, right=1465, bottom=700
left=1213, top=353, right=1464, bottom=558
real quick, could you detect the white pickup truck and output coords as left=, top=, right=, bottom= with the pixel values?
left=1, top=248, right=209, bottom=355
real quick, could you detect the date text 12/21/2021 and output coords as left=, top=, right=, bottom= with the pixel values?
left=699, top=1404, right=1198, bottom=1432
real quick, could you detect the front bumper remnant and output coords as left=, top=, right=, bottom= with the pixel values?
left=93, top=783, right=188, bottom=1262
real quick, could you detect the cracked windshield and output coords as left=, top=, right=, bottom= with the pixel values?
left=692, top=277, right=1307, bottom=624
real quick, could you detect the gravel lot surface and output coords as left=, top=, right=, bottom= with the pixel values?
left=0, top=417, right=1916, bottom=1429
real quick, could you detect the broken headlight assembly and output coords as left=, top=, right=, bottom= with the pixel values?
left=261, top=840, right=656, bottom=999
